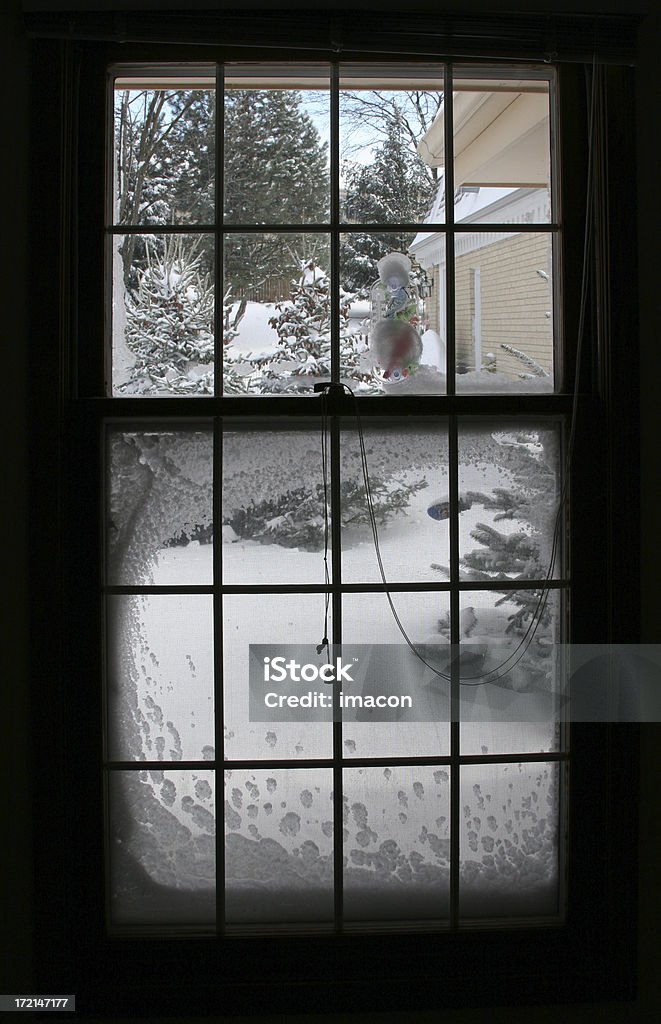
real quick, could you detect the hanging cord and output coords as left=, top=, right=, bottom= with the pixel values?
left=317, top=387, right=331, bottom=662
left=327, top=58, right=599, bottom=687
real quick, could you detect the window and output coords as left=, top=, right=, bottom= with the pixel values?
left=28, top=18, right=639, bottom=1015
left=104, top=60, right=566, bottom=935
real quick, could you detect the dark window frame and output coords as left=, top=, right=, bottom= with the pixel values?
left=29, top=29, right=639, bottom=1017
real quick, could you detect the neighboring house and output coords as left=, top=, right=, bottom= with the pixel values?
left=410, top=79, right=554, bottom=384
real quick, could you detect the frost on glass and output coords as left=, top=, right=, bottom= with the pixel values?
left=222, top=427, right=327, bottom=585
left=459, top=762, right=561, bottom=919
left=223, top=595, right=332, bottom=761
left=341, top=592, right=450, bottom=759
left=112, top=233, right=215, bottom=396
left=106, top=429, right=213, bottom=586
left=340, top=233, right=445, bottom=395
left=454, top=232, right=554, bottom=392
left=106, top=594, right=214, bottom=762
left=108, top=769, right=215, bottom=927
left=224, top=769, right=333, bottom=924
left=341, top=422, right=449, bottom=583
left=222, top=233, right=332, bottom=395
left=344, top=766, right=450, bottom=922
left=456, top=423, right=562, bottom=582
left=457, top=589, right=563, bottom=755
left=113, top=86, right=215, bottom=227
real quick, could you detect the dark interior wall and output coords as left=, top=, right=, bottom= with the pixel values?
left=2, top=1, right=660, bottom=1020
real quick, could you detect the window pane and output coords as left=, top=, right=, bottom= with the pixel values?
left=458, top=589, right=564, bottom=755
left=106, top=428, right=213, bottom=586
left=459, top=761, right=561, bottom=920
left=340, top=233, right=445, bottom=393
left=224, top=70, right=330, bottom=224
left=343, top=766, right=450, bottom=922
left=111, top=233, right=215, bottom=396
left=106, top=594, right=214, bottom=762
left=108, top=769, right=216, bottom=928
left=457, top=423, right=562, bottom=581
left=113, top=83, right=215, bottom=227
left=341, top=421, right=449, bottom=583
left=223, top=425, right=328, bottom=585
left=225, top=768, right=334, bottom=924
left=341, top=592, right=450, bottom=759
left=454, top=231, right=554, bottom=392
left=452, top=231, right=556, bottom=391
left=223, top=595, right=332, bottom=761
left=452, top=75, right=551, bottom=223
left=223, top=232, right=331, bottom=395
left=339, top=65, right=444, bottom=227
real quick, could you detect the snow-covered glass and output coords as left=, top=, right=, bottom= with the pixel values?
left=459, top=761, right=561, bottom=919
left=454, top=231, right=554, bottom=392
left=340, top=420, right=449, bottom=582
left=452, top=75, right=552, bottom=226
left=222, top=232, right=331, bottom=395
left=340, top=233, right=446, bottom=393
left=339, top=65, right=445, bottom=226
left=108, top=769, right=216, bottom=928
left=343, top=766, right=450, bottom=922
left=106, top=428, right=213, bottom=586
left=341, top=592, right=451, bottom=760
left=223, top=595, right=332, bottom=761
left=458, top=422, right=562, bottom=581
left=458, top=589, right=563, bottom=756
left=111, top=233, right=215, bottom=396
left=223, top=424, right=328, bottom=584
left=106, top=594, right=214, bottom=762
left=113, top=81, right=215, bottom=227
left=225, top=768, right=334, bottom=924
left=224, top=67, right=330, bottom=225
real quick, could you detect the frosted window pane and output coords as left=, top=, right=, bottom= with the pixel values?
left=459, top=589, right=563, bottom=755
left=223, top=595, right=332, bottom=760
left=113, top=87, right=215, bottom=227
left=222, top=233, right=331, bottom=395
left=106, top=429, right=213, bottom=585
left=459, top=762, right=561, bottom=919
left=452, top=78, right=551, bottom=222
left=454, top=232, right=553, bottom=392
left=341, top=592, right=450, bottom=758
left=225, top=768, right=333, bottom=924
left=108, top=769, right=215, bottom=928
left=458, top=424, right=562, bottom=581
left=344, top=766, right=450, bottom=922
left=107, top=595, right=214, bottom=762
left=341, top=423, right=449, bottom=582
left=112, top=233, right=215, bottom=397
left=222, top=427, right=327, bottom=585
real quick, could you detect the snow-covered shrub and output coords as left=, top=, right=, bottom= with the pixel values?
left=226, top=476, right=428, bottom=551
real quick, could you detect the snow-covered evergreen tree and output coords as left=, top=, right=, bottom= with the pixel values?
left=261, top=260, right=374, bottom=392
left=224, top=90, right=329, bottom=292
left=341, top=109, right=434, bottom=293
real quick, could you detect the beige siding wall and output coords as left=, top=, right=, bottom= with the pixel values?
left=455, top=232, right=552, bottom=377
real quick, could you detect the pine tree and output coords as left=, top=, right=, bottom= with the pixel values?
left=224, top=90, right=330, bottom=292
left=262, top=261, right=373, bottom=392
left=341, top=109, right=434, bottom=293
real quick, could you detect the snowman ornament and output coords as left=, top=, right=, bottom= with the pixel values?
left=369, top=253, right=445, bottom=392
